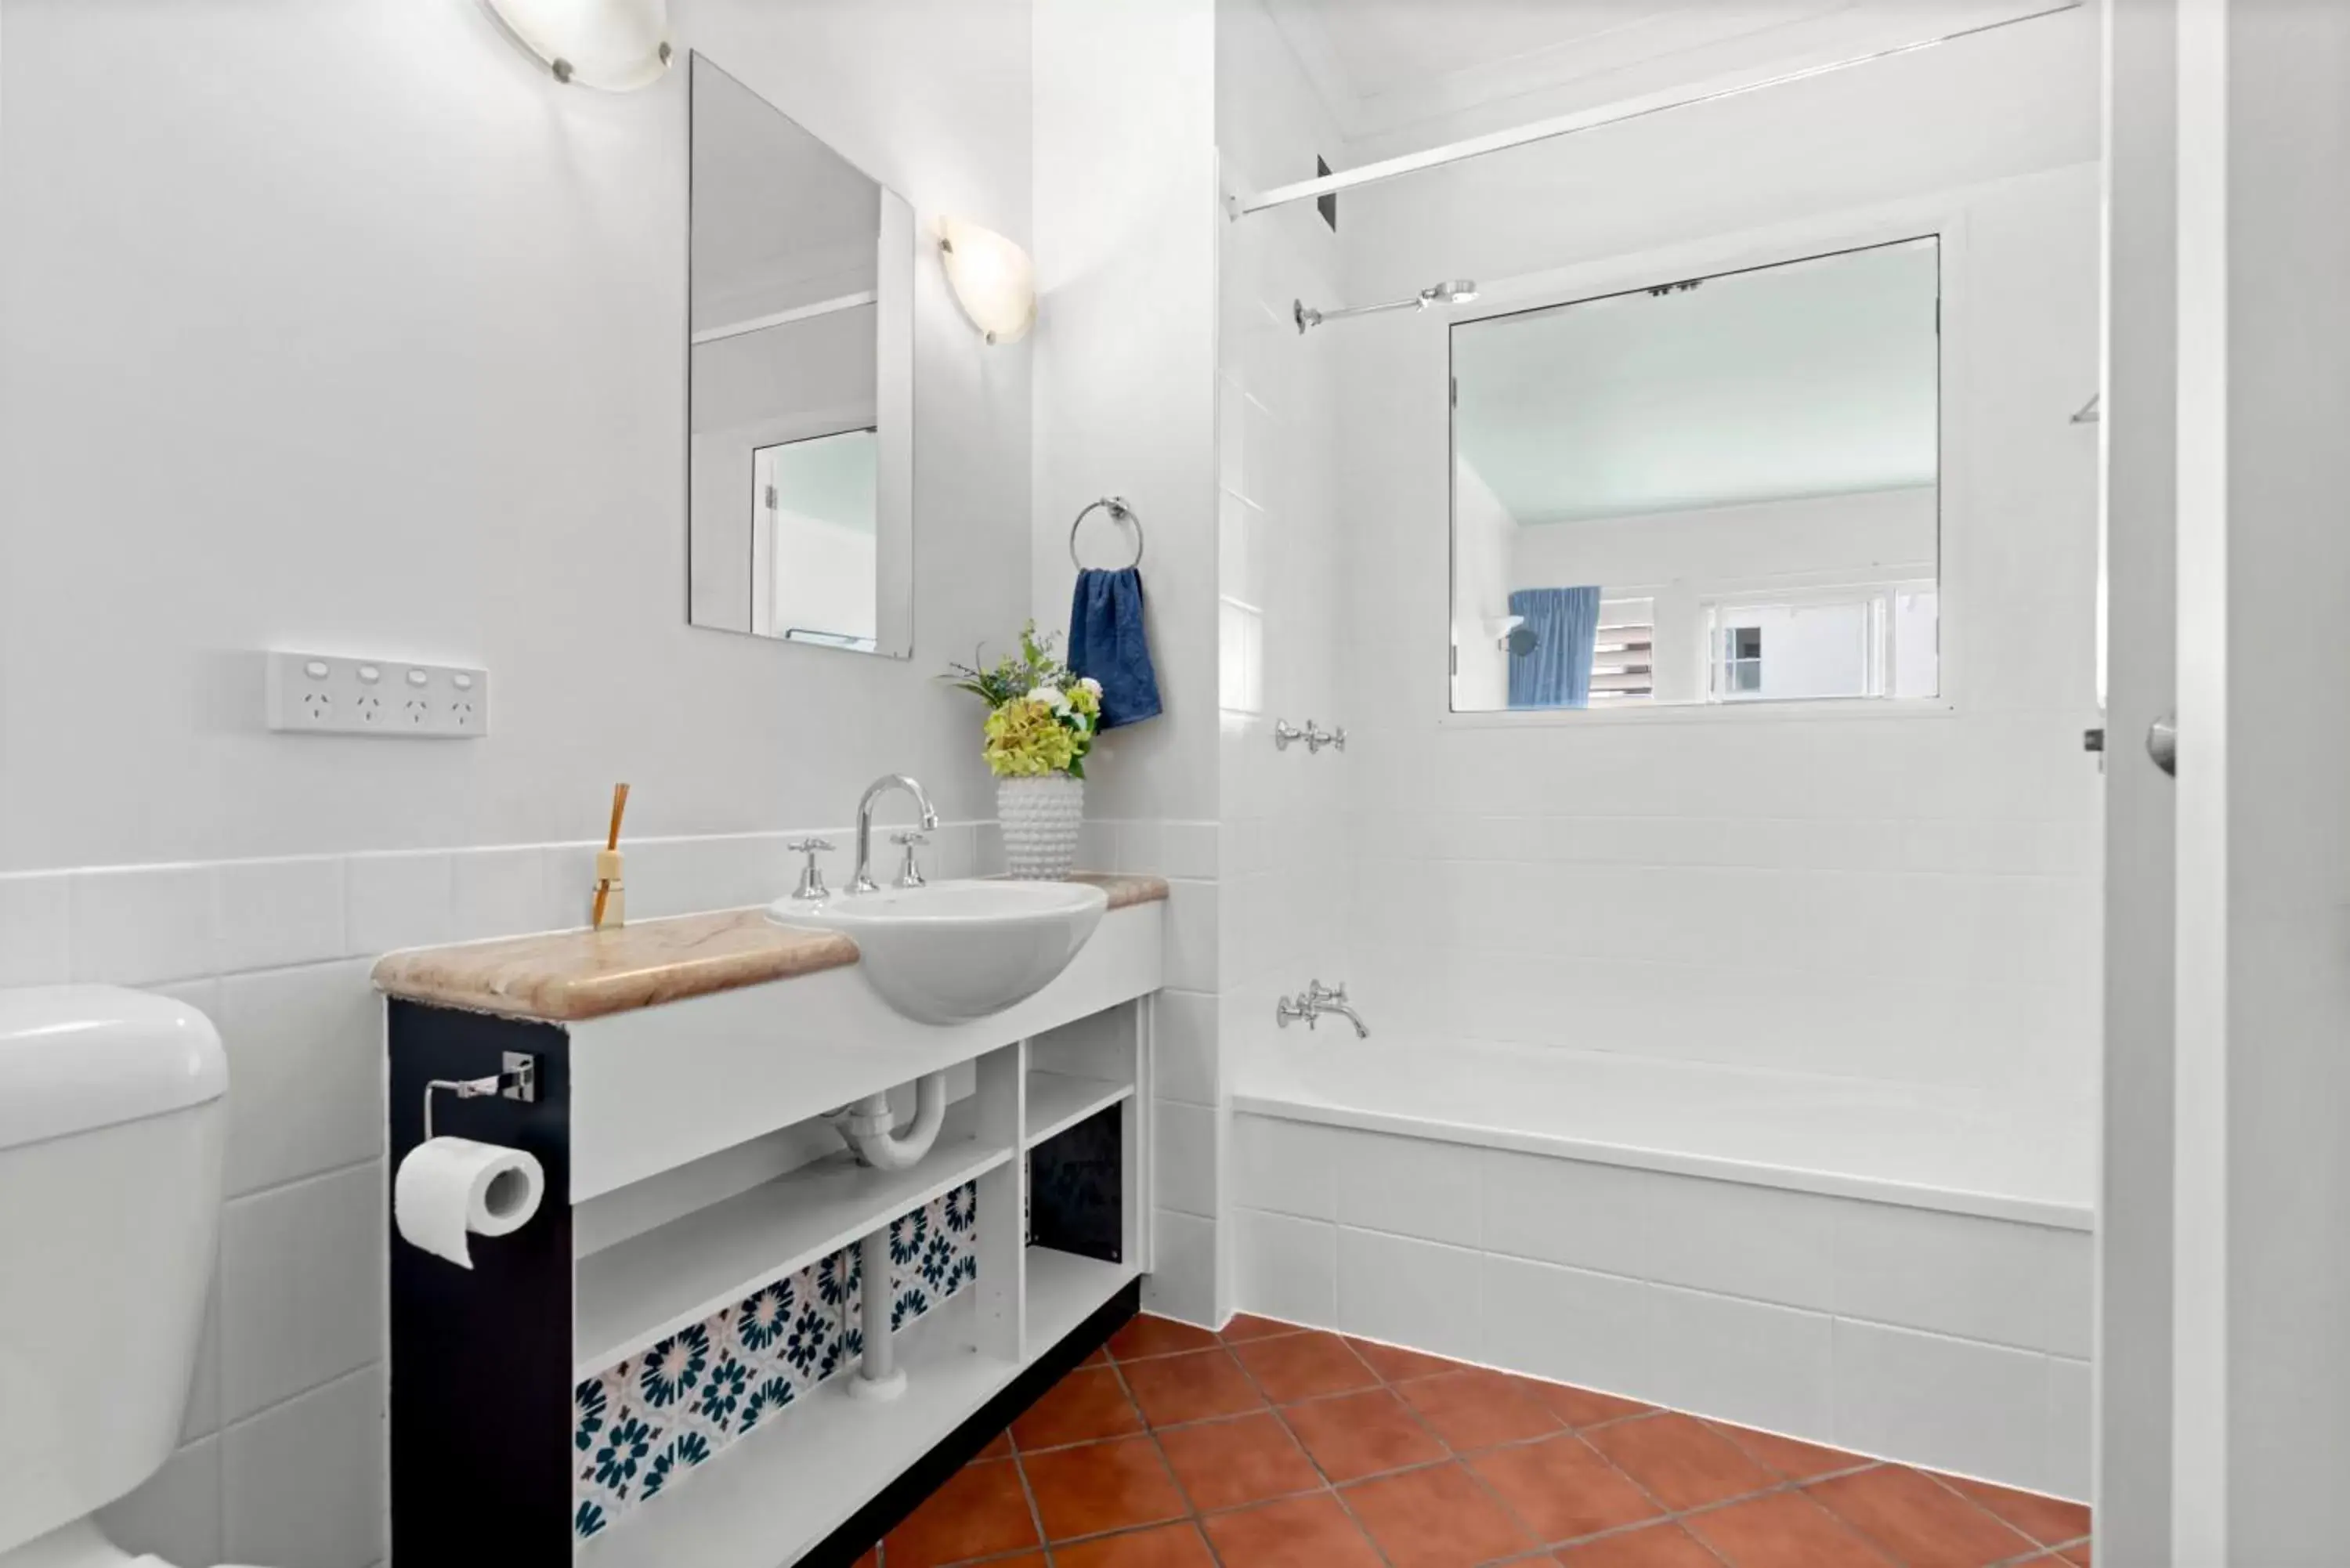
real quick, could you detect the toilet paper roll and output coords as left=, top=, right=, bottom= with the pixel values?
left=394, top=1136, right=545, bottom=1269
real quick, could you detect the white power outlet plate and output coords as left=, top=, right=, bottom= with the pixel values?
left=265, top=652, right=490, bottom=739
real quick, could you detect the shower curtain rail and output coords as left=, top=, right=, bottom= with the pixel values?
left=1226, top=2, right=2081, bottom=220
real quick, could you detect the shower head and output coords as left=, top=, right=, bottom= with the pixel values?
left=1294, top=276, right=1480, bottom=333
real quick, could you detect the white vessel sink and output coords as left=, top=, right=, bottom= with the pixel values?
left=768, top=880, right=1110, bottom=1024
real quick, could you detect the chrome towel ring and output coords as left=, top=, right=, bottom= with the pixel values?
left=1068, top=496, right=1144, bottom=571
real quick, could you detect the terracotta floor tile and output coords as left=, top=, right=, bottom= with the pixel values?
left=1280, top=1387, right=1448, bottom=1483
left=1347, top=1335, right=1473, bottom=1383
left=1468, top=1433, right=1661, bottom=1543
left=1012, top=1364, right=1144, bottom=1449
left=1686, top=1490, right=1898, bottom=1568
left=1083, top=1346, right=1112, bottom=1367
left=1204, top=1493, right=1389, bottom=1568
left=2063, top=1543, right=2092, bottom=1566
left=881, top=1458, right=1040, bottom=1568
left=1809, top=1466, right=2037, bottom=1568
left=850, top=1551, right=878, bottom=1568
left=1938, top=1473, right=2093, bottom=1547
left=1220, top=1312, right=1309, bottom=1343
left=1343, top=1460, right=1539, bottom=1568
left=1401, top=1367, right=1565, bottom=1451
left=1053, top=1521, right=1220, bottom=1568
left=1583, top=1413, right=1776, bottom=1512
left=1157, top=1411, right=1323, bottom=1511
left=1122, top=1346, right=1267, bottom=1426
left=1517, top=1378, right=1654, bottom=1429
left=975, top=1429, right=1014, bottom=1460
left=1552, top=1522, right=1726, bottom=1566
left=1232, top=1329, right=1379, bottom=1403
left=1112, top=1313, right=1224, bottom=1360
left=1706, top=1420, right=1871, bottom=1481
left=1022, top=1435, right=1189, bottom=1542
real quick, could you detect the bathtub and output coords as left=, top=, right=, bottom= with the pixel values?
left=1230, top=1035, right=2094, bottom=1498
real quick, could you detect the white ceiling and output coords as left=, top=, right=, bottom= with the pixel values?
left=1262, top=0, right=2080, bottom=149
left=1452, top=238, right=1939, bottom=525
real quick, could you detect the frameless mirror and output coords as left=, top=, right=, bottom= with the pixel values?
left=689, top=53, right=913, bottom=656
left=1450, top=237, right=1940, bottom=711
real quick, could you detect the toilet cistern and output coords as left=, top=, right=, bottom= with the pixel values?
left=850, top=774, right=939, bottom=894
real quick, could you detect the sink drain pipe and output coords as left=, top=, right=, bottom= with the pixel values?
left=833, top=1073, right=950, bottom=1401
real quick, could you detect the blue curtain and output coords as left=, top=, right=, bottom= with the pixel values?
left=1507, top=587, right=1602, bottom=709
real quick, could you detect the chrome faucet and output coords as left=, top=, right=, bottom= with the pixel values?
left=1276, top=980, right=1369, bottom=1038
left=851, top=775, right=940, bottom=893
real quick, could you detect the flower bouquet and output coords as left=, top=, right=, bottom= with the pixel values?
left=945, top=622, right=1102, bottom=879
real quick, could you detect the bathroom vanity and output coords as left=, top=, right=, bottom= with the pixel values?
left=372, top=874, right=1166, bottom=1567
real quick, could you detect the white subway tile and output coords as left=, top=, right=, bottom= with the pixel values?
left=1832, top=1203, right=2073, bottom=1352
left=1162, top=880, right=1219, bottom=992
left=219, top=1163, right=384, bottom=1422
left=1641, top=1282, right=1834, bottom=1438
left=1480, top=1253, right=1654, bottom=1401
left=1160, top=821, right=1221, bottom=881
left=448, top=846, right=556, bottom=941
left=2042, top=1229, right=2095, bottom=1360
left=0, top=872, right=71, bottom=985
left=70, top=863, right=219, bottom=985
left=222, top=1366, right=385, bottom=1568
left=1076, top=818, right=1118, bottom=874
left=1152, top=1099, right=1219, bottom=1218
left=1232, top=1115, right=1338, bottom=1219
left=344, top=851, right=452, bottom=956
left=1336, top=1128, right=1480, bottom=1247
left=1831, top=1319, right=2050, bottom=1492
left=2044, top=1355, right=2092, bottom=1501
left=1144, top=1209, right=1218, bottom=1327
left=215, top=961, right=384, bottom=1197
left=215, top=855, right=346, bottom=972
left=1337, top=1226, right=1482, bottom=1365
left=97, top=1436, right=222, bottom=1566
left=1235, top=1208, right=1336, bottom=1328
left=1152, top=988, right=1219, bottom=1107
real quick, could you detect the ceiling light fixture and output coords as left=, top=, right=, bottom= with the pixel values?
left=937, top=219, right=1036, bottom=345
left=482, top=0, right=674, bottom=91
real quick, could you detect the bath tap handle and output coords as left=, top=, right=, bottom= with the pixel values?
left=1273, top=720, right=1304, bottom=752
left=787, top=838, right=834, bottom=902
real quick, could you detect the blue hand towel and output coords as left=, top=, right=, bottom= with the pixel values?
left=1068, top=568, right=1163, bottom=729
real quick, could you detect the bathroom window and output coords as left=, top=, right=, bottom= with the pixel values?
left=1449, top=236, right=1941, bottom=713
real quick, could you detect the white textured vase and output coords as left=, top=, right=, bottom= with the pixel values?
left=997, top=772, right=1084, bottom=880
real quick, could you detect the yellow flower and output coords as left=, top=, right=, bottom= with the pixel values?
left=983, top=698, right=1079, bottom=778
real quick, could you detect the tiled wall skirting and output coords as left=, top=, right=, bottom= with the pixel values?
left=1232, top=1113, right=2092, bottom=1500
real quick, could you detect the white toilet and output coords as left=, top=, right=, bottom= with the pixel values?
left=0, top=986, right=254, bottom=1568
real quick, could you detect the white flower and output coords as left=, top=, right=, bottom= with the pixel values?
left=1078, top=676, right=1104, bottom=697
left=1027, top=685, right=1071, bottom=713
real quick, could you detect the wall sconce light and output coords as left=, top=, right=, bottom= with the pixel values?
left=482, top=0, right=674, bottom=90
left=938, top=219, right=1036, bottom=345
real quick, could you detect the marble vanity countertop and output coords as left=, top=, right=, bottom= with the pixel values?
left=371, top=873, right=1170, bottom=1023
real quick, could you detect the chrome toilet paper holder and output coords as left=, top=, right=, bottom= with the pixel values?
left=423, top=1052, right=537, bottom=1140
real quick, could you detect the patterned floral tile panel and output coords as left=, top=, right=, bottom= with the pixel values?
left=573, top=1180, right=980, bottom=1541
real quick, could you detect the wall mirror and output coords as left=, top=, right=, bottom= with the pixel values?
left=688, top=53, right=913, bottom=656
left=1449, top=237, right=1940, bottom=712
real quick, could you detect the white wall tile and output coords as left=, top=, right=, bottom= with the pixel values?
left=1153, top=1099, right=1219, bottom=1218
left=1336, top=1127, right=1480, bottom=1247
left=345, top=851, right=452, bottom=955
left=1152, top=988, right=1219, bottom=1107
left=1832, top=1202, right=2075, bottom=1351
left=1480, top=1253, right=1654, bottom=1401
left=97, top=1435, right=222, bottom=1566
left=215, top=961, right=383, bottom=1197
left=1337, top=1226, right=1483, bottom=1364
left=215, top=855, right=346, bottom=972
left=1831, top=1319, right=2051, bottom=1492
left=1235, top=1208, right=1336, bottom=1327
left=219, top=1163, right=384, bottom=1422
left=70, top=863, right=218, bottom=984
left=1232, top=1114, right=1338, bottom=1219
left=1162, top=879, right=1219, bottom=992
left=1145, top=1209, right=1218, bottom=1327
left=1640, top=1283, right=1835, bottom=1438
left=1482, top=1150, right=1838, bottom=1310
left=0, top=872, right=71, bottom=985
left=447, top=846, right=555, bottom=943
left=1160, top=821, right=1220, bottom=880
left=2044, top=1355, right=2092, bottom=1500
left=2042, top=1230, right=2095, bottom=1360
left=222, top=1367, right=385, bottom=1568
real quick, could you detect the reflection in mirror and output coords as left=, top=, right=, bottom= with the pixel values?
left=1449, top=237, right=1939, bottom=712
left=688, top=53, right=913, bottom=656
